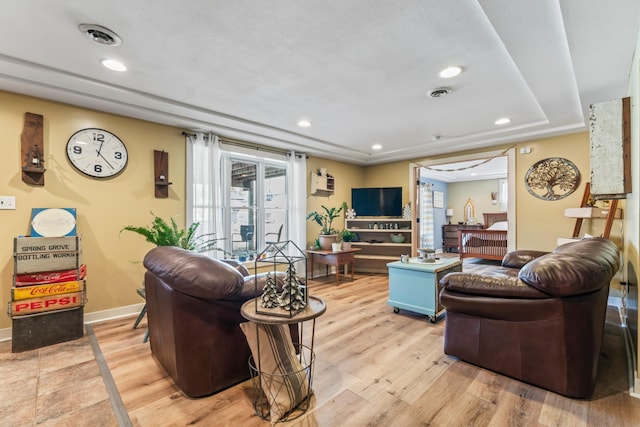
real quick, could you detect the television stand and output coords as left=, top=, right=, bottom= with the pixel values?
left=344, top=218, right=412, bottom=273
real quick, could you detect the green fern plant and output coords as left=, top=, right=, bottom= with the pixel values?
left=120, top=213, right=225, bottom=253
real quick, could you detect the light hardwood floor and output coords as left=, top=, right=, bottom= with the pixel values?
left=3, top=258, right=640, bottom=426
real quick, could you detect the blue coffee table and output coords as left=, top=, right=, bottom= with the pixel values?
left=386, top=257, right=462, bottom=322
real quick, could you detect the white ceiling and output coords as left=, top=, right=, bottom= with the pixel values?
left=1, top=1, right=639, bottom=166
left=421, top=155, right=508, bottom=183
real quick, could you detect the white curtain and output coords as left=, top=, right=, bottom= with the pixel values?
left=419, top=182, right=435, bottom=249
left=186, top=132, right=223, bottom=257
left=287, top=151, right=307, bottom=252
left=187, top=133, right=306, bottom=259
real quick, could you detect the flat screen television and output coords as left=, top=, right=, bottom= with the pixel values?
left=351, top=187, right=402, bottom=217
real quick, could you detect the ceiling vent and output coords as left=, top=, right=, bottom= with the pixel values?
left=428, top=87, right=452, bottom=98
left=78, top=24, right=122, bottom=46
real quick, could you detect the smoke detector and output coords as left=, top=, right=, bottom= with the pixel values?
left=78, top=24, right=122, bottom=46
left=428, top=87, right=452, bottom=98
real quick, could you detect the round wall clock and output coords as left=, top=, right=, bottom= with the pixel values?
left=525, top=157, right=580, bottom=201
left=66, top=128, right=128, bottom=178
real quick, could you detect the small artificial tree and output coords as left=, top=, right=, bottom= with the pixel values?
left=278, top=264, right=306, bottom=311
left=260, top=272, right=279, bottom=309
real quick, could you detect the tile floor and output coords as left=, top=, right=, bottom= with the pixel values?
left=0, top=334, right=118, bottom=426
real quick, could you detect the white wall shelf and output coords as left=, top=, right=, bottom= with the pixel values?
left=310, top=173, right=335, bottom=195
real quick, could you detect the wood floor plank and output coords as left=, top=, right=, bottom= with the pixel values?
left=537, top=391, right=587, bottom=427
left=85, top=263, right=638, bottom=427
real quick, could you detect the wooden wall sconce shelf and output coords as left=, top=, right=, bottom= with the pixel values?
left=21, top=112, right=46, bottom=186
left=153, top=150, right=172, bottom=198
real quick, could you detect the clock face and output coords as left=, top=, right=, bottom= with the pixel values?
left=66, top=128, right=128, bottom=178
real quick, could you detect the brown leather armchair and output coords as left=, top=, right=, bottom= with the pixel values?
left=439, top=237, right=619, bottom=398
left=143, top=246, right=290, bottom=397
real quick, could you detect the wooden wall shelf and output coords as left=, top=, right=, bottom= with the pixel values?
left=153, top=150, right=172, bottom=198
left=21, top=112, right=46, bottom=186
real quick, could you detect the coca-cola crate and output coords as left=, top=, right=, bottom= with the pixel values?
left=14, top=264, right=86, bottom=287
left=11, top=307, right=84, bottom=352
left=12, top=280, right=85, bottom=301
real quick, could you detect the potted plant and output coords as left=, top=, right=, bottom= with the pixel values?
left=339, top=229, right=354, bottom=250
left=306, top=202, right=347, bottom=250
left=121, top=212, right=226, bottom=254
left=308, top=238, right=321, bottom=250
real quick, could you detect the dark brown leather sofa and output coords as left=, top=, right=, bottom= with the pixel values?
left=439, top=237, right=619, bottom=398
left=143, top=246, right=287, bottom=397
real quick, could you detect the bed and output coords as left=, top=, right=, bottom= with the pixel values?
left=458, top=212, right=508, bottom=261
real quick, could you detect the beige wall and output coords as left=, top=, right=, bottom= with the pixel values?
left=514, top=132, right=592, bottom=251
left=305, top=156, right=365, bottom=247
left=362, top=161, right=414, bottom=207
left=447, top=179, right=503, bottom=225
left=0, top=91, right=185, bottom=330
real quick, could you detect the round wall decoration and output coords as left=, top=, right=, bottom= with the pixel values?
left=66, top=128, right=128, bottom=178
left=525, top=157, right=580, bottom=201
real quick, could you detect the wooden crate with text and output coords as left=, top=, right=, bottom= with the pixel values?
left=12, top=280, right=85, bottom=301
left=9, top=235, right=86, bottom=352
left=14, top=264, right=87, bottom=287
left=14, top=236, right=82, bottom=274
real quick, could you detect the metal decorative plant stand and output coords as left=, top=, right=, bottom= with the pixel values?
left=241, top=296, right=326, bottom=423
left=240, top=240, right=327, bottom=422
left=254, top=240, right=308, bottom=318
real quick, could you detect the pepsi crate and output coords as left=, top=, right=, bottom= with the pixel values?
left=8, top=290, right=86, bottom=316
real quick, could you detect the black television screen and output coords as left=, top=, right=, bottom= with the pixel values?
left=351, top=187, right=402, bottom=217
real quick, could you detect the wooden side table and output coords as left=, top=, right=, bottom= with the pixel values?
left=306, top=248, right=361, bottom=284
left=240, top=296, right=326, bottom=422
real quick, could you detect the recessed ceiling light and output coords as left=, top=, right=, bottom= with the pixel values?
left=494, top=117, right=511, bottom=125
left=297, top=119, right=311, bottom=127
left=372, top=144, right=382, bottom=150
left=439, top=66, right=462, bottom=78
left=101, top=59, right=126, bottom=72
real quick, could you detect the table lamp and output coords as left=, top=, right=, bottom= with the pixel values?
left=445, top=208, right=454, bottom=224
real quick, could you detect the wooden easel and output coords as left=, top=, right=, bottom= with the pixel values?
left=572, top=183, right=618, bottom=239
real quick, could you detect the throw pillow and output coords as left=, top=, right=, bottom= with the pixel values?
left=239, top=321, right=310, bottom=423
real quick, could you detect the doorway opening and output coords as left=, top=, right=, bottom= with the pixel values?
left=410, top=148, right=516, bottom=255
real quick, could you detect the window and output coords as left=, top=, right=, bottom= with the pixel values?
left=222, top=153, right=288, bottom=257
left=187, top=133, right=305, bottom=260
left=499, top=178, right=508, bottom=212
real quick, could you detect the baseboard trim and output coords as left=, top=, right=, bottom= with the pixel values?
left=0, top=303, right=144, bottom=343
left=84, top=303, right=145, bottom=325
left=619, top=305, right=639, bottom=399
